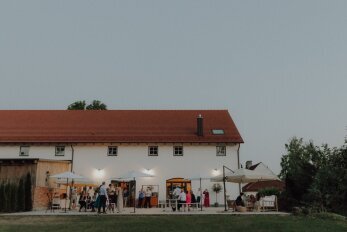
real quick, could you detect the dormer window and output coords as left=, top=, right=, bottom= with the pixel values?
left=212, top=129, right=224, bottom=135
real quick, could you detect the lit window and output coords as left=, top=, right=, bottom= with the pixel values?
left=212, top=129, right=224, bottom=135
left=148, top=146, right=158, bottom=156
left=19, top=146, right=30, bottom=156
left=108, top=146, right=118, bottom=156
left=216, top=146, right=226, bottom=156
left=173, top=146, right=183, bottom=156
left=55, top=146, right=65, bottom=156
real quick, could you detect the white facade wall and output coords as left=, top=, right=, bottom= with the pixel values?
left=0, top=143, right=241, bottom=204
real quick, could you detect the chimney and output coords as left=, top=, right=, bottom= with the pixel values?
left=245, top=161, right=253, bottom=169
left=197, top=114, right=204, bottom=136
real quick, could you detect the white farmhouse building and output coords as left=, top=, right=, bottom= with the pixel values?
left=0, top=110, right=243, bottom=209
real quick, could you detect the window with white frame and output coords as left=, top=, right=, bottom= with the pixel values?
left=173, top=146, right=183, bottom=156
left=19, top=146, right=30, bottom=156
left=148, top=146, right=158, bottom=156
left=108, top=146, right=118, bottom=156
left=216, top=146, right=226, bottom=156
left=55, top=146, right=65, bottom=156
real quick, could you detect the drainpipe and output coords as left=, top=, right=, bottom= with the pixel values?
left=69, top=145, right=74, bottom=210
left=237, top=143, right=241, bottom=194
left=70, top=145, right=74, bottom=172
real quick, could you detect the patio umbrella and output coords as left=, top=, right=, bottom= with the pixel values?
left=211, top=168, right=279, bottom=183
left=55, top=177, right=98, bottom=187
left=112, top=170, right=154, bottom=213
left=50, top=171, right=85, bottom=212
left=189, top=175, right=212, bottom=211
left=210, top=168, right=279, bottom=211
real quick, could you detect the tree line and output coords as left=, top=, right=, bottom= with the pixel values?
left=280, top=137, right=347, bottom=215
left=67, top=100, right=107, bottom=110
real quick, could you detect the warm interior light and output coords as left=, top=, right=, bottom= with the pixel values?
left=212, top=168, right=220, bottom=176
left=93, top=168, right=105, bottom=180
left=143, top=168, right=154, bottom=176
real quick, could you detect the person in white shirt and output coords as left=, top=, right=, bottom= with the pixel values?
left=98, top=182, right=108, bottom=214
left=87, top=186, right=94, bottom=199
left=172, top=186, right=181, bottom=199
left=178, top=189, right=186, bottom=211
left=144, top=187, right=152, bottom=208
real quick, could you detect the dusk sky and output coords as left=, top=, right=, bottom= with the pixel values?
left=1, top=1, right=346, bottom=174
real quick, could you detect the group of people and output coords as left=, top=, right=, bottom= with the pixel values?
left=170, top=186, right=210, bottom=211
left=70, top=182, right=130, bottom=214
left=70, top=183, right=212, bottom=213
left=96, top=182, right=130, bottom=214
left=137, top=187, right=153, bottom=208
left=235, top=192, right=262, bottom=212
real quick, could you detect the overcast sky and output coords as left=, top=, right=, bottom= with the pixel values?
left=1, top=1, right=346, bottom=174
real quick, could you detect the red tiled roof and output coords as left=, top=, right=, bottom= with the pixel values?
left=242, top=180, right=285, bottom=192
left=0, top=110, right=243, bottom=143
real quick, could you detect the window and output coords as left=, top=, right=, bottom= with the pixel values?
left=108, top=146, right=118, bottom=156
left=216, top=146, right=226, bottom=156
left=148, top=146, right=158, bottom=156
left=212, top=129, right=225, bottom=135
left=19, top=146, right=30, bottom=156
left=55, top=146, right=65, bottom=156
left=173, top=146, right=183, bottom=156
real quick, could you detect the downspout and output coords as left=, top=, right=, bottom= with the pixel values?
left=69, top=145, right=74, bottom=210
left=70, top=145, right=74, bottom=172
left=237, top=143, right=241, bottom=194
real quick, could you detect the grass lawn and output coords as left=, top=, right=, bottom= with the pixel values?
left=0, top=215, right=346, bottom=232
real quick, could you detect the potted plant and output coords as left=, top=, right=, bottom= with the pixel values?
left=212, top=183, right=222, bottom=207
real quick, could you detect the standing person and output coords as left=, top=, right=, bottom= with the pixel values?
left=87, top=186, right=94, bottom=198
left=71, top=187, right=77, bottom=209
left=123, top=188, right=129, bottom=208
left=144, top=187, right=152, bottom=208
left=138, top=188, right=145, bottom=208
left=190, top=190, right=196, bottom=208
left=172, top=186, right=181, bottom=199
left=186, top=190, right=191, bottom=211
left=178, top=189, right=186, bottom=211
left=172, top=186, right=181, bottom=211
left=116, top=186, right=123, bottom=213
left=98, top=182, right=108, bottom=214
left=78, top=191, right=87, bottom=212
left=107, top=184, right=116, bottom=212
left=203, top=189, right=210, bottom=207
left=196, top=188, right=202, bottom=208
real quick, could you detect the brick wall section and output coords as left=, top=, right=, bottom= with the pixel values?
left=33, top=186, right=66, bottom=210
left=33, top=186, right=49, bottom=210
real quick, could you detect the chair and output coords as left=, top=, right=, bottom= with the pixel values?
left=227, top=200, right=236, bottom=211
left=260, top=195, right=278, bottom=211
left=52, top=197, right=61, bottom=211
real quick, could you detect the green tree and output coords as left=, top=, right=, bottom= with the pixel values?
left=280, top=137, right=317, bottom=204
left=67, top=100, right=107, bottom=110
left=67, top=100, right=86, bottom=110
left=86, top=100, right=107, bottom=110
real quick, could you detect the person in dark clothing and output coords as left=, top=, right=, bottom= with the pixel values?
left=235, top=192, right=245, bottom=206
left=98, top=182, right=108, bottom=214
left=190, top=190, right=196, bottom=207
left=79, top=192, right=87, bottom=212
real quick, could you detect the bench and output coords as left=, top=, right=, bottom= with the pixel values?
left=260, top=195, right=278, bottom=211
